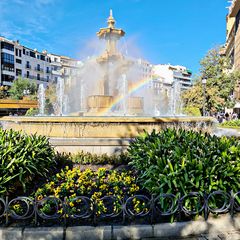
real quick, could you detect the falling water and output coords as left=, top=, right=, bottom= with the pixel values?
left=38, top=84, right=45, bottom=115
left=80, top=79, right=84, bottom=112
left=170, top=80, right=182, bottom=115
left=56, top=78, right=65, bottom=116
left=122, top=74, right=128, bottom=115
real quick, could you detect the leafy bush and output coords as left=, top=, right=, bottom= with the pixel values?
left=35, top=167, right=142, bottom=216
left=25, top=108, right=39, bottom=116
left=0, top=129, right=56, bottom=194
left=128, top=128, right=240, bottom=197
left=220, top=119, right=240, bottom=128
left=71, top=151, right=130, bottom=165
left=183, top=106, right=201, bottom=116
left=8, top=78, right=37, bottom=100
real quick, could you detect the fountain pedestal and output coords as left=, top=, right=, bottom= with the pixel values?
left=86, top=95, right=113, bottom=115
left=0, top=116, right=215, bottom=154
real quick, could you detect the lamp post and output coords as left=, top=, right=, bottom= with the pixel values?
left=202, top=78, right=207, bottom=116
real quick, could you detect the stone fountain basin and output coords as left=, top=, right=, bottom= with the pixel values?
left=0, top=116, right=215, bottom=154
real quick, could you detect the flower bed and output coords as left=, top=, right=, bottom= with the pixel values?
left=34, top=167, right=144, bottom=217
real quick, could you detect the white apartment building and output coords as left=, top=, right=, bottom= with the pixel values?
left=135, top=58, right=153, bottom=79
left=48, top=53, right=62, bottom=84
left=0, top=36, right=81, bottom=88
left=152, top=64, right=192, bottom=91
left=0, top=37, right=52, bottom=87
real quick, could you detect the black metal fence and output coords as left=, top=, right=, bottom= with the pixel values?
left=0, top=191, right=239, bottom=226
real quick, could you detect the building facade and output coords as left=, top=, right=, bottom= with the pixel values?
left=0, top=36, right=81, bottom=88
left=225, top=0, right=240, bottom=69
left=225, top=0, right=240, bottom=100
left=152, top=64, right=192, bottom=91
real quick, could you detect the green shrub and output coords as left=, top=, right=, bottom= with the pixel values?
left=220, top=119, right=240, bottom=128
left=25, top=108, right=39, bottom=116
left=8, top=77, right=37, bottom=100
left=183, top=106, right=201, bottom=116
left=71, top=151, right=130, bottom=165
left=0, top=129, right=56, bottom=195
left=128, top=128, right=240, bottom=197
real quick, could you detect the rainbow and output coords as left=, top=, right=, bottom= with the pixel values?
left=100, top=77, right=153, bottom=115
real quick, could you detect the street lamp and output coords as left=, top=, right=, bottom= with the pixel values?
left=202, top=78, right=207, bottom=116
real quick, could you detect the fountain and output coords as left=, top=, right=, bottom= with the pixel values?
left=0, top=10, right=215, bottom=154
left=37, top=84, right=46, bottom=116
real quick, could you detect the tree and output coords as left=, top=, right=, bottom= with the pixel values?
left=8, top=78, right=37, bottom=100
left=182, top=47, right=240, bottom=114
left=0, top=86, right=9, bottom=99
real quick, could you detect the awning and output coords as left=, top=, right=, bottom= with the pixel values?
left=233, top=102, right=240, bottom=109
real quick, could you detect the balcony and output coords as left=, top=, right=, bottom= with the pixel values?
left=25, top=64, right=31, bottom=69
left=50, top=61, right=61, bottom=67
left=2, top=70, right=15, bottom=76
left=24, top=74, right=35, bottom=80
left=229, top=0, right=240, bottom=17
left=24, top=75, right=49, bottom=82
left=35, top=67, right=44, bottom=72
left=52, top=70, right=62, bottom=76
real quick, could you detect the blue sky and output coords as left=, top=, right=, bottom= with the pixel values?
left=0, top=0, right=229, bottom=75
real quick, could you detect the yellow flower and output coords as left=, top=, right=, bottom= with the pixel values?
left=37, top=195, right=43, bottom=201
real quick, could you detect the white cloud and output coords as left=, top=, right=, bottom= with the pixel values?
left=0, top=0, right=58, bottom=49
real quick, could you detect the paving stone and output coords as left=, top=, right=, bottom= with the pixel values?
left=154, top=221, right=208, bottom=238
left=23, top=227, right=64, bottom=240
left=0, top=228, right=22, bottom=240
left=225, top=232, right=240, bottom=240
left=113, top=225, right=153, bottom=240
left=66, top=226, right=111, bottom=240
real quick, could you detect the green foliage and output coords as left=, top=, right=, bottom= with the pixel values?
left=8, top=78, right=37, bottom=100
left=0, top=129, right=56, bottom=195
left=220, top=119, right=240, bottom=128
left=25, top=108, right=39, bottom=116
left=182, top=48, right=240, bottom=113
left=35, top=167, right=142, bottom=216
left=44, top=84, right=56, bottom=114
left=71, top=151, right=130, bottom=165
left=0, top=86, right=9, bottom=99
left=183, top=106, right=201, bottom=116
left=128, top=128, right=240, bottom=197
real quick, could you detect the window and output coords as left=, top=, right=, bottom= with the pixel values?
left=1, top=53, right=14, bottom=64
left=15, top=49, right=18, bottom=56
left=40, top=55, right=45, bottom=61
left=16, top=59, right=22, bottom=64
left=19, top=49, right=22, bottom=57
left=47, top=76, right=49, bottom=82
left=26, top=71, right=29, bottom=78
left=37, top=55, right=40, bottom=59
left=37, top=74, right=40, bottom=80
left=53, top=66, right=58, bottom=71
left=2, top=65, right=14, bottom=72
left=1, top=42, right=14, bottom=51
left=37, top=64, right=40, bottom=71
left=46, top=67, right=50, bottom=73
left=16, top=69, right=22, bottom=76
left=30, top=51, right=35, bottom=58
left=1, top=74, right=14, bottom=82
left=26, top=61, right=30, bottom=68
left=54, top=57, right=58, bottom=62
left=54, top=77, right=58, bottom=82
left=23, top=48, right=25, bottom=55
